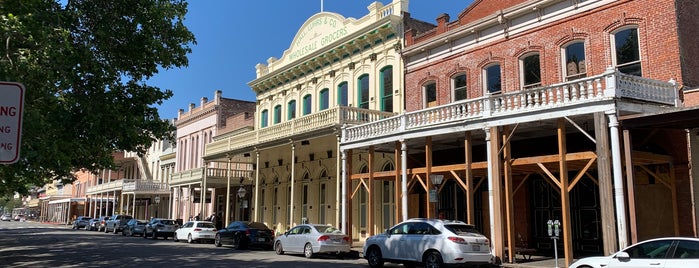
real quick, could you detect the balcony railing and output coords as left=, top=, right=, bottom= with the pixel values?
left=343, top=69, right=679, bottom=143
left=122, top=180, right=169, bottom=193
left=207, top=106, right=394, bottom=157
left=86, top=180, right=126, bottom=195
left=170, top=167, right=255, bottom=186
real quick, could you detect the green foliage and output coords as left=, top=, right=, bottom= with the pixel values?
left=0, top=0, right=195, bottom=195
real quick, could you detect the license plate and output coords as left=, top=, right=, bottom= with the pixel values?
left=258, top=238, right=266, bottom=242
left=472, top=245, right=480, bottom=251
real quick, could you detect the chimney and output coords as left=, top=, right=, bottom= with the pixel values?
left=436, top=13, right=450, bottom=34
left=201, top=97, right=208, bottom=107
left=215, top=90, right=222, bottom=105
left=189, top=103, right=195, bottom=112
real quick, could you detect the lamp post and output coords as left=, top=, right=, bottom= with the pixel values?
left=237, top=184, right=246, bottom=221
left=154, top=195, right=161, bottom=218
left=429, top=174, right=444, bottom=219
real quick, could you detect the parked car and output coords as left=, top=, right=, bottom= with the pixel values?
left=86, top=217, right=101, bottom=231
left=144, top=218, right=177, bottom=240
left=274, top=224, right=350, bottom=258
left=105, top=214, right=133, bottom=234
left=71, top=216, right=92, bottom=229
left=569, top=237, right=699, bottom=268
left=363, top=218, right=494, bottom=268
left=174, top=221, right=217, bottom=243
left=0, top=214, right=11, bottom=221
left=92, top=216, right=110, bottom=232
left=122, top=219, right=148, bottom=237
left=214, top=221, right=274, bottom=250
left=13, top=214, right=25, bottom=221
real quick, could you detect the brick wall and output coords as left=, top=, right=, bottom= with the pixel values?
left=405, top=0, right=688, bottom=112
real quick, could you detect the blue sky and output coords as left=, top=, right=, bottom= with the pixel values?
left=152, top=1, right=473, bottom=119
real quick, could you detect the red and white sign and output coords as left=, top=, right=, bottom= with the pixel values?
left=0, top=82, right=25, bottom=164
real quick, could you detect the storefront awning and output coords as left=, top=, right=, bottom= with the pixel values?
left=48, top=198, right=87, bottom=204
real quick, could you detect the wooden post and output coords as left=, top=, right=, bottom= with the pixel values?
left=623, top=129, right=637, bottom=244
left=594, top=112, right=618, bottom=255
left=488, top=127, right=505, bottom=261
left=426, top=137, right=433, bottom=218
left=465, top=132, right=474, bottom=225
left=503, top=126, right=516, bottom=264
left=558, top=119, right=574, bottom=267
left=368, top=146, right=375, bottom=236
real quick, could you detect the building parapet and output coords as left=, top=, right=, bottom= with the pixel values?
left=342, top=69, right=679, bottom=144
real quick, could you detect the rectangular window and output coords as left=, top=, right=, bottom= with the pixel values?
left=485, top=64, right=502, bottom=94
left=425, top=82, right=437, bottom=107
left=614, top=28, right=641, bottom=76
left=319, top=89, right=329, bottom=110
left=302, top=94, right=312, bottom=115
left=273, top=105, right=281, bottom=124
left=338, top=82, right=348, bottom=106
left=522, top=54, right=541, bottom=89
left=261, top=110, right=269, bottom=128
left=381, top=67, right=393, bottom=112
left=358, top=75, right=369, bottom=109
left=453, top=74, right=467, bottom=101
left=564, top=42, right=587, bottom=81
left=287, top=100, right=296, bottom=120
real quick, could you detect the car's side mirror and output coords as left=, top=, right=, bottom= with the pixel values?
left=616, top=251, right=631, bottom=261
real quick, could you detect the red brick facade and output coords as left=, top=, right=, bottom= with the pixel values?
left=404, top=0, right=694, bottom=112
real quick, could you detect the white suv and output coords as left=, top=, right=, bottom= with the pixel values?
left=363, top=218, right=494, bottom=268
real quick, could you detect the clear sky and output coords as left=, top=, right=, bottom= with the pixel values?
left=151, top=0, right=474, bottom=119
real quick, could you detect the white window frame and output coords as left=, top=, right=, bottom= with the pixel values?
left=610, top=26, right=642, bottom=75
left=561, top=41, right=587, bottom=81
left=483, top=63, right=502, bottom=94
left=423, top=81, right=437, bottom=108
left=451, top=73, right=467, bottom=102
left=519, top=52, right=541, bottom=90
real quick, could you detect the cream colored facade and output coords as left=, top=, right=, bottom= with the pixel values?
left=204, top=1, right=407, bottom=237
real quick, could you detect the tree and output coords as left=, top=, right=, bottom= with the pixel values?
left=0, top=0, right=195, bottom=195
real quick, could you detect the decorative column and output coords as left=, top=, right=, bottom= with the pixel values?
left=400, top=140, right=408, bottom=222
left=225, top=154, right=232, bottom=226
left=290, top=143, right=296, bottom=227
left=608, top=112, right=628, bottom=249
left=254, top=151, right=260, bottom=222
left=341, top=149, right=348, bottom=233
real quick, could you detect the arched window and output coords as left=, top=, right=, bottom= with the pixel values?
left=337, top=82, right=348, bottom=106
left=319, top=88, right=329, bottom=111
left=563, top=41, right=586, bottom=81
left=521, top=53, right=541, bottom=89
left=612, top=27, right=641, bottom=76
left=424, top=81, right=437, bottom=108
left=260, top=109, right=269, bottom=128
left=358, top=74, right=370, bottom=109
left=287, top=100, right=296, bottom=120
left=452, top=74, right=467, bottom=101
left=302, top=94, right=312, bottom=115
left=484, top=64, right=502, bottom=94
left=273, top=105, right=282, bottom=124
left=380, top=66, right=393, bottom=112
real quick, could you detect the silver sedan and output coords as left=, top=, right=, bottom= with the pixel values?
left=274, top=224, right=351, bottom=258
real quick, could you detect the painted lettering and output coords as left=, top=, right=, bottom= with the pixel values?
left=0, top=142, right=13, bottom=151
left=0, top=106, right=17, bottom=117
left=0, top=125, right=10, bottom=133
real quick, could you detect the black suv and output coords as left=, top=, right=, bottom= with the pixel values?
left=144, top=218, right=177, bottom=240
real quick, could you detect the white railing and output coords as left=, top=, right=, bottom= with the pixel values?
left=122, top=180, right=169, bottom=193
left=343, top=69, right=678, bottom=143
left=170, top=167, right=205, bottom=186
left=206, top=106, right=394, bottom=157
left=86, top=179, right=127, bottom=194
left=206, top=168, right=253, bottom=179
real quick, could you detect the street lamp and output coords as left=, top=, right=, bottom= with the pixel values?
left=237, top=182, right=246, bottom=221
left=429, top=174, right=444, bottom=219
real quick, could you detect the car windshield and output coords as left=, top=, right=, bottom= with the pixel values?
left=159, top=220, right=175, bottom=225
left=315, top=225, right=342, bottom=234
left=137, top=220, right=147, bottom=225
left=198, top=222, right=216, bottom=228
left=445, top=224, right=481, bottom=235
left=246, top=222, right=269, bottom=230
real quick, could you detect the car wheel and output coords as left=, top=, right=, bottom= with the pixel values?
left=214, top=234, right=222, bottom=247
left=113, top=227, right=118, bottom=234
left=303, top=243, right=314, bottom=259
left=187, top=234, right=194, bottom=244
left=366, top=246, right=384, bottom=268
left=173, top=233, right=179, bottom=242
left=152, top=231, right=158, bottom=240
left=275, top=241, right=284, bottom=255
left=424, top=251, right=443, bottom=268
left=122, top=230, right=126, bottom=236
left=143, top=231, right=149, bottom=239
left=233, top=236, right=241, bottom=250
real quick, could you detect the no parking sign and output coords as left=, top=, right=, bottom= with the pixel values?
left=0, top=82, right=25, bottom=164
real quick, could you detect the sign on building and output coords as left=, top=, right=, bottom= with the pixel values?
left=0, top=82, right=25, bottom=164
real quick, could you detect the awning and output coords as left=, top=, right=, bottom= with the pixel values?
left=48, top=198, right=87, bottom=204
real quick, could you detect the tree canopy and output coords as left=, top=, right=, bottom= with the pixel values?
left=0, top=0, right=195, bottom=195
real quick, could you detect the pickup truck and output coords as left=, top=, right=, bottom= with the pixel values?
left=104, top=214, right=133, bottom=234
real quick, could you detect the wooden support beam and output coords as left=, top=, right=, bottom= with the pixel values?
left=488, top=127, right=505, bottom=261
left=513, top=173, right=532, bottom=196
left=465, top=132, right=475, bottom=225
left=503, top=126, right=516, bottom=264
left=426, top=137, right=434, bottom=219
left=670, top=163, right=680, bottom=236
left=595, top=112, right=617, bottom=255
left=623, top=129, right=638, bottom=244
left=368, top=146, right=374, bottom=236
left=558, top=119, right=574, bottom=267
left=568, top=158, right=597, bottom=192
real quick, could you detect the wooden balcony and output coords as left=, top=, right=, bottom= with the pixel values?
left=170, top=167, right=255, bottom=188
left=86, top=180, right=126, bottom=195
left=206, top=106, right=394, bottom=159
left=122, top=180, right=169, bottom=194
left=342, top=69, right=679, bottom=147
